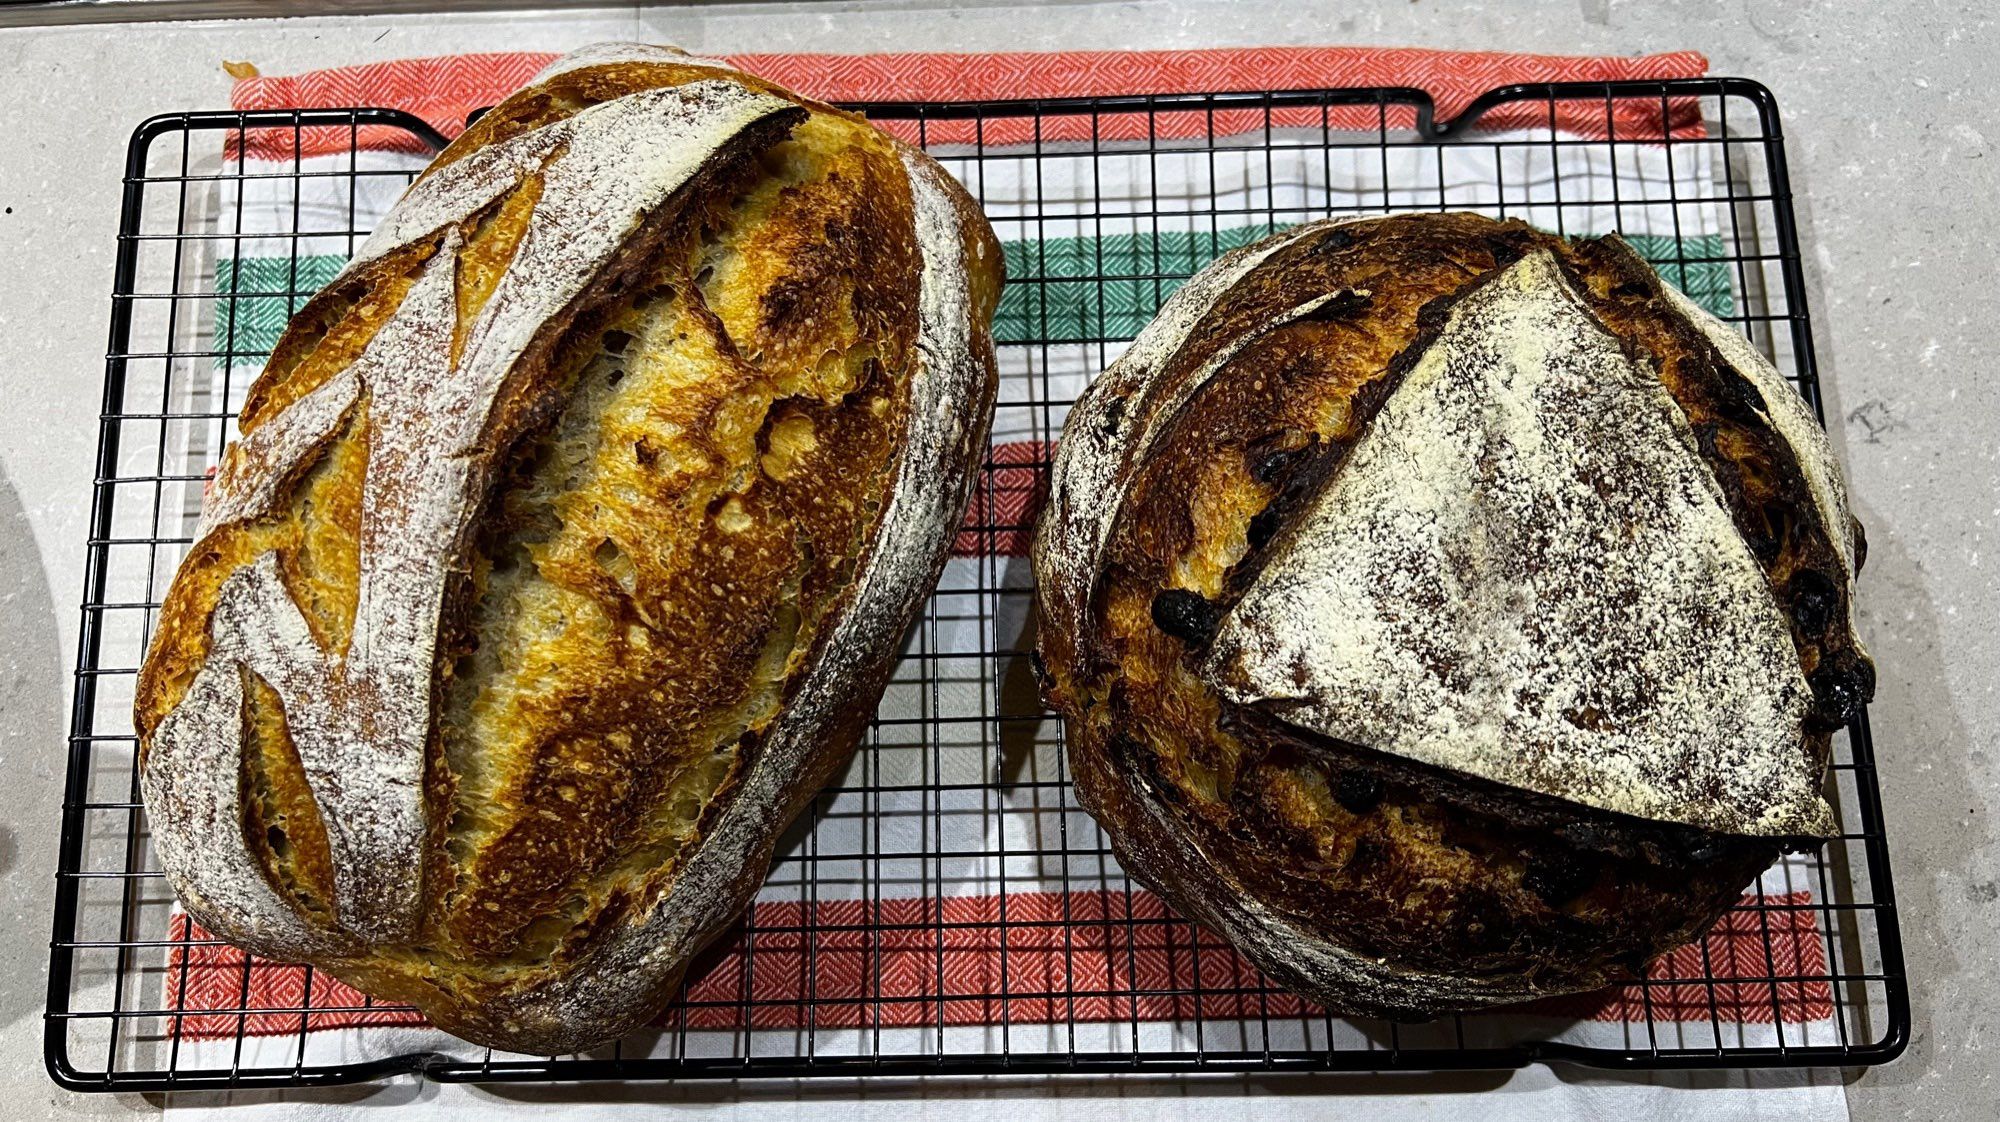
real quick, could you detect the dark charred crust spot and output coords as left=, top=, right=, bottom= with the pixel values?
left=1690, top=420, right=1722, bottom=458
left=1101, top=393, right=1129, bottom=437
left=1807, top=655, right=1875, bottom=730
left=1250, top=446, right=1303, bottom=486
left=1484, top=235, right=1526, bottom=266
left=1300, top=289, right=1372, bottom=322
left=1246, top=430, right=1313, bottom=485
left=1343, top=835, right=1385, bottom=875
left=1214, top=703, right=1249, bottom=739
left=1246, top=507, right=1282, bottom=550
left=1562, top=705, right=1607, bottom=732
left=1522, top=852, right=1597, bottom=907
left=1106, top=731, right=1150, bottom=773
left=1557, top=821, right=1614, bottom=852
left=1711, top=366, right=1769, bottom=426
left=1743, top=506, right=1786, bottom=566
left=1333, top=769, right=1383, bottom=814
left=1787, top=569, right=1841, bottom=634
left=1677, top=836, right=1735, bottom=866
left=1411, top=291, right=1460, bottom=338
left=1610, top=280, right=1653, bottom=300
left=1309, top=226, right=1358, bottom=254
left=1150, top=588, right=1220, bottom=647
left=752, top=269, right=806, bottom=333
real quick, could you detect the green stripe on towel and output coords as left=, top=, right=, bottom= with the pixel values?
left=996, top=227, right=1736, bottom=344
left=213, top=231, right=1733, bottom=364
left=213, top=256, right=346, bottom=366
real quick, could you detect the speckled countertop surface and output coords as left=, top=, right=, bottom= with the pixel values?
left=0, top=2, right=1993, bottom=1119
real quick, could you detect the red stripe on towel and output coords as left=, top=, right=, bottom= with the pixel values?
left=228, top=47, right=1706, bottom=160
left=162, top=889, right=1829, bottom=1041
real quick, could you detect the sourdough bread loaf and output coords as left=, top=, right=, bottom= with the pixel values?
left=1033, top=212, right=1871, bottom=1017
left=136, top=44, right=1001, bottom=1053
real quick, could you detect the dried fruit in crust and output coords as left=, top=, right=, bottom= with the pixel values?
left=1033, top=212, right=1870, bottom=1018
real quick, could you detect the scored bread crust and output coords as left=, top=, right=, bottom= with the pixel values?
left=136, top=45, right=1001, bottom=1053
left=1033, top=213, right=1872, bottom=1018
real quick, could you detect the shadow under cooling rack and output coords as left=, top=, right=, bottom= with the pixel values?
left=47, top=77, right=1907, bottom=1091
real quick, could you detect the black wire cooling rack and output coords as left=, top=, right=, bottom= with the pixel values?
left=46, top=78, right=1908, bottom=1091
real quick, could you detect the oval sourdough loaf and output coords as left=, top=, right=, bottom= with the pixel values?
left=136, top=44, right=1001, bottom=1052
left=1033, top=212, right=1872, bottom=1018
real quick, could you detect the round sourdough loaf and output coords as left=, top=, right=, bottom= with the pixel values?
left=136, top=44, right=1001, bottom=1053
left=1033, top=212, right=1872, bottom=1018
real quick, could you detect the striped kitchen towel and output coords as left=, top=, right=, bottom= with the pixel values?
left=155, top=45, right=1845, bottom=1066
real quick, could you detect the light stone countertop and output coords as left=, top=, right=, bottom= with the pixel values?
left=0, top=2, right=1992, bottom=1119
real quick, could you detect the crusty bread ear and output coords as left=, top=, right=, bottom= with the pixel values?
left=137, top=45, right=1000, bottom=1053
left=1033, top=212, right=1869, bottom=1020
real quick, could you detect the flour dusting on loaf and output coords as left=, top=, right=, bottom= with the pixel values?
left=529, top=42, right=733, bottom=84
left=149, top=241, right=464, bottom=942
left=148, top=82, right=804, bottom=945
left=143, top=555, right=345, bottom=957
left=195, top=367, right=360, bottom=538
left=136, top=45, right=1002, bottom=1053
left=1659, top=282, right=1869, bottom=657
left=1202, top=251, right=1832, bottom=837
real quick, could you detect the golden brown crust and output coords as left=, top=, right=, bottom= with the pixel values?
left=437, top=58, right=870, bottom=176
left=136, top=48, right=1000, bottom=1051
left=1035, top=213, right=1869, bottom=1018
